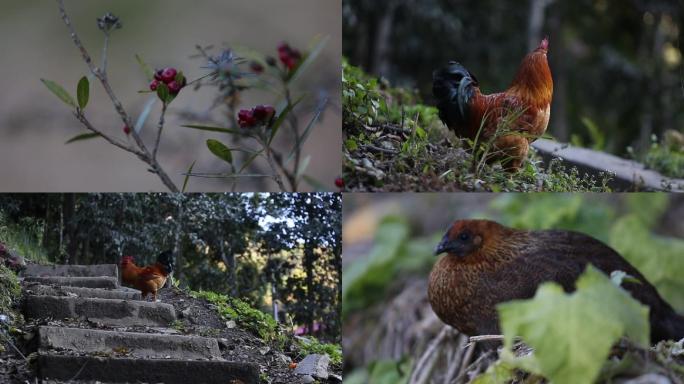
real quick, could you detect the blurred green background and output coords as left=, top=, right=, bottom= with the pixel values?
left=341, top=193, right=684, bottom=380
left=342, top=0, right=683, bottom=159
left=0, top=0, right=341, bottom=192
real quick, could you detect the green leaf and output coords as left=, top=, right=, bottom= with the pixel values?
left=497, top=266, right=650, bottom=384
left=156, top=82, right=171, bottom=104
left=182, top=160, right=196, bottom=192
left=345, top=139, right=358, bottom=151
left=610, top=215, right=684, bottom=312
left=76, top=76, right=89, bottom=109
left=269, top=95, right=304, bottom=144
left=175, top=71, right=185, bottom=84
left=65, top=132, right=101, bottom=144
left=135, top=54, right=154, bottom=81
left=41, top=79, right=76, bottom=108
left=181, top=124, right=248, bottom=136
left=288, top=36, right=330, bottom=84
left=286, top=99, right=327, bottom=163
left=206, top=139, right=233, bottom=164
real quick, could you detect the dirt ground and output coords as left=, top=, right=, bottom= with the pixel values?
left=0, top=0, right=341, bottom=192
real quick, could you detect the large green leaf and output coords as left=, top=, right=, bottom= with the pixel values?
left=610, top=214, right=684, bottom=312
left=76, top=76, right=89, bottom=109
left=206, top=139, right=233, bottom=164
left=497, top=266, right=649, bottom=384
left=41, top=79, right=76, bottom=108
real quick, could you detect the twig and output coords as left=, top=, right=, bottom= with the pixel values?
left=261, top=140, right=287, bottom=191
left=284, top=86, right=301, bottom=190
left=74, top=112, right=145, bottom=159
left=55, top=0, right=179, bottom=192
left=152, top=102, right=168, bottom=160
left=467, top=334, right=505, bottom=344
left=0, top=331, right=27, bottom=362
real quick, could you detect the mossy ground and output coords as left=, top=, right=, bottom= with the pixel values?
left=342, top=60, right=614, bottom=192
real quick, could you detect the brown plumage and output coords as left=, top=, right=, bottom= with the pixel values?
left=433, top=38, right=553, bottom=170
left=120, top=251, right=174, bottom=302
left=428, top=219, right=684, bottom=343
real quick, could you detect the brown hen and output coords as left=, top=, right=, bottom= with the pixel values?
left=429, top=219, right=684, bottom=343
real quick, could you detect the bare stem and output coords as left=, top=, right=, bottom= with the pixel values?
left=284, top=86, right=300, bottom=190
left=259, top=137, right=287, bottom=192
left=75, top=111, right=145, bottom=159
left=152, top=102, right=168, bottom=160
left=55, top=0, right=179, bottom=192
left=101, top=33, right=110, bottom=73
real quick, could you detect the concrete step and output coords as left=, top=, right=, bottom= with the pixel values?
left=23, top=276, right=118, bottom=289
left=23, top=263, right=118, bottom=279
left=37, top=326, right=221, bottom=360
left=24, top=283, right=141, bottom=300
left=24, top=296, right=176, bottom=327
left=36, top=353, right=259, bottom=384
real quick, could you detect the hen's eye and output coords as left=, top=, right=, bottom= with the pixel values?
left=459, top=232, right=470, bottom=241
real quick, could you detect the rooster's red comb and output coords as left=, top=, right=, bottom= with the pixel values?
left=539, top=36, right=549, bottom=51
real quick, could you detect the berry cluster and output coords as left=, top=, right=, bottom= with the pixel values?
left=277, top=43, right=302, bottom=71
left=238, top=105, right=276, bottom=128
left=149, top=67, right=186, bottom=95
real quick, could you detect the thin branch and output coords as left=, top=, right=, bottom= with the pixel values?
left=55, top=0, right=179, bottom=192
left=74, top=111, right=146, bottom=159
left=262, top=141, right=287, bottom=191
left=152, top=102, right=168, bottom=160
left=101, top=33, right=110, bottom=73
left=284, top=86, right=301, bottom=190
left=183, top=172, right=275, bottom=179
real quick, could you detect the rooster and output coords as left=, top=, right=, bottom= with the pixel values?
left=433, top=38, right=553, bottom=170
left=120, top=251, right=174, bottom=302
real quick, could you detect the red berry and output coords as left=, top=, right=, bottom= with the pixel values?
left=238, top=109, right=256, bottom=128
left=160, top=68, right=177, bottom=84
left=149, top=80, right=159, bottom=91
left=168, top=81, right=182, bottom=94
left=253, top=105, right=274, bottom=120
left=250, top=61, right=264, bottom=74
left=335, top=177, right=344, bottom=188
left=123, top=125, right=131, bottom=135
left=154, top=69, right=164, bottom=81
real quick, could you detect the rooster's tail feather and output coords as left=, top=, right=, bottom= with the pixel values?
left=433, top=62, right=479, bottom=128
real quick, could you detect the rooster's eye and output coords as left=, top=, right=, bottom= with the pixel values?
left=459, top=233, right=470, bottom=241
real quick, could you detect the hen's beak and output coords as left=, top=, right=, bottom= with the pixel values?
left=435, top=233, right=468, bottom=257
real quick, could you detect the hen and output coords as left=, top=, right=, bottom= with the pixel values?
left=120, top=251, right=174, bottom=302
left=429, top=219, right=684, bottom=343
left=433, top=38, right=553, bottom=170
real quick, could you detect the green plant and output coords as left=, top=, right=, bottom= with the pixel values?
left=296, top=336, right=342, bottom=366
left=0, top=213, right=49, bottom=263
left=192, top=290, right=287, bottom=347
left=0, top=264, right=20, bottom=316
left=639, top=134, right=684, bottom=179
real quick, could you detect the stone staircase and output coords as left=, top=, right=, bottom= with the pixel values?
left=20, top=263, right=260, bottom=384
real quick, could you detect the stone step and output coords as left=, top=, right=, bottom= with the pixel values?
left=24, top=283, right=141, bottom=300
left=37, top=326, right=221, bottom=360
left=36, top=353, right=259, bottom=384
left=23, top=263, right=118, bottom=279
left=24, top=296, right=176, bottom=327
left=23, top=276, right=118, bottom=289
